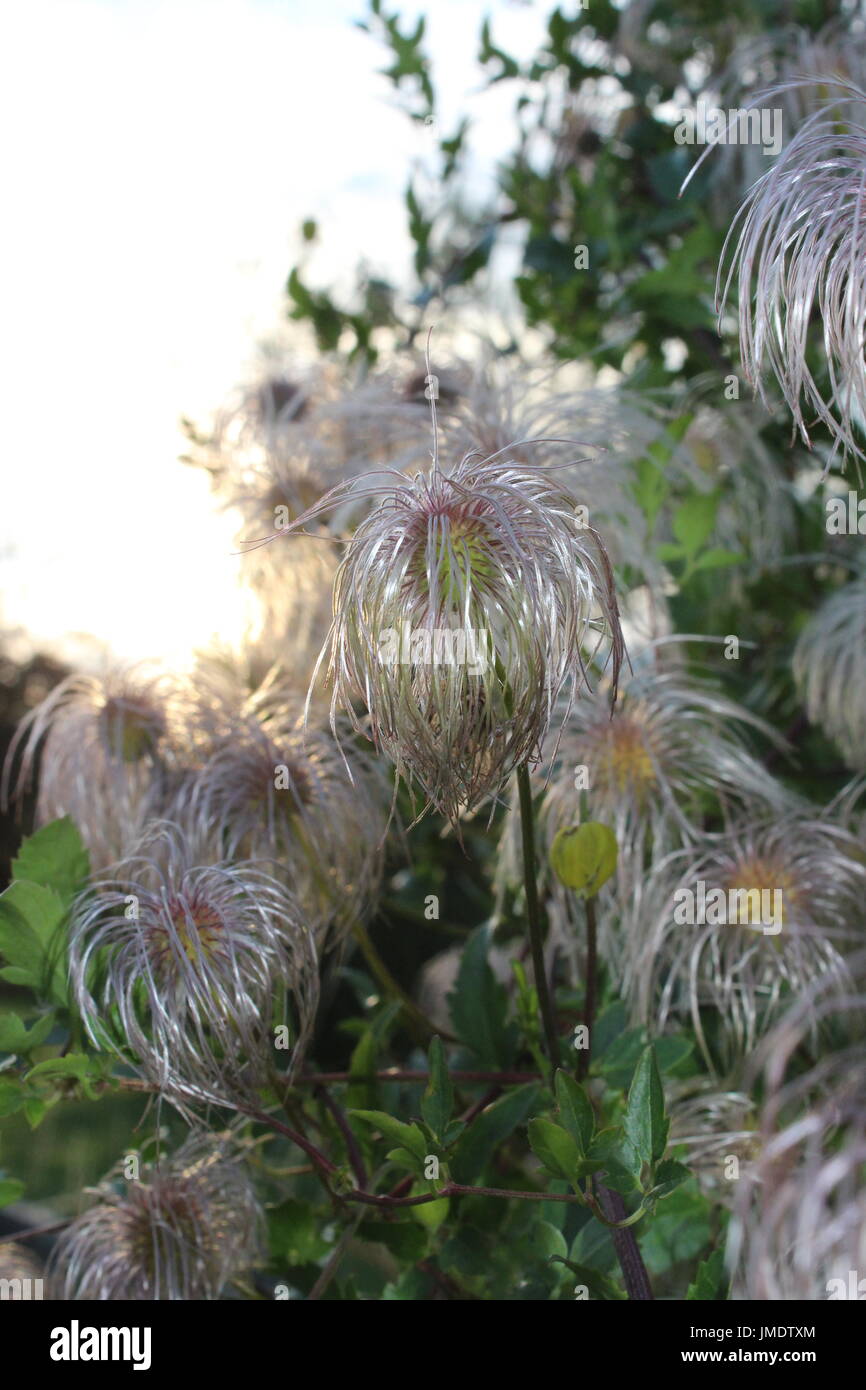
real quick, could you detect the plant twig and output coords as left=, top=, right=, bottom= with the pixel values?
left=578, top=894, right=598, bottom=1081
left=0, top=1219, right=70, bottom=1246
left=314, top=1082, right=368, bottom=1189
left=516, top=764, right=561, bottom=1076
left=596, top=1185, right=654, bottom=1300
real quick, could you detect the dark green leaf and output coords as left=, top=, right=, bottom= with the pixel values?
left=554, top=1071, right=594, bottom=1155
left=421, top=1035, right=453, bottom=1141
left=448, top=926, right=517, bottom=1068
left=589, top=1128, right=641, bottom=1194
left=350, top=1110, right=428, bottom=1162
left=623, top=1045, right=668, bottom=1167
left=451, top=1084, right=541, bottom=1185
left=528, top=1118, right=582, bottom=1183
left=687, top=1248, right=730, bottom=1300
left=650, top=1159, right=691, bottom=1200
left=357, top=1219, right=427, bottom=1261
left=551, top=1255, right=626, bottom=1301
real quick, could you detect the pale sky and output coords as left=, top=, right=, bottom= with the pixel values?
left=0, top=0, right=549, bottom=669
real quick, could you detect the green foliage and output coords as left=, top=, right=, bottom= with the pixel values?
left=623, top=1045, right=668, bottom=1169
left=687, top=1249, right=731, bottom=1301
left=447, top=926, right=518, bottom=1069
left=421, top=1035, right=453, bottom=1142
left=0, top=817, right=89, bottom=1008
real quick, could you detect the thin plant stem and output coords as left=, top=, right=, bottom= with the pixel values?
left=516, top=763, right=560, bottom=1075
left=110, top=1068, right=541, bottom=1093
left=308, top=1209, right=365, bottom=1301
left=578, top=894, right=598, bottom=1081
left=597, top=1186, right=654, bottom=1300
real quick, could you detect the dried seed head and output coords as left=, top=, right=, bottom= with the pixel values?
left=495, top=654, right=798, bottom=974
left=49, top=1136, right=262, bottom=1300
left=1, top=666, right=188, bottom=871
left=793, top=576, right=866, bottom=770
left=708, top=79, right=866, bottom=468
left=295, top=447, right=624, bottom=824
left=625, top=814, right=866, bottom=1074
left=176, top=674, right=388, bottom=946
left=728, top=959, right=866, bottom=1298
left=69, top=823, right=318, bottom=1112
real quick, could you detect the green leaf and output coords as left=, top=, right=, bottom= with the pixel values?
left=357, top=1219, right=428, bottom=1262
left=346, top=1000, right=401, bottom=1110
left=385, top=1147, right=422, bottom=1173
left=630, top=456, right=669, bottom=531
left=0, top=967, right=35, bottom=988
left=691, top=547, right=742, bottom=573
left=25, top=1053, right=104, bottom=1099
left=642, top=1182, right=712, bottom=1275
left=533, top=1220, right=568, bottom=1263
left=687, top=1248, right=730, bottom=1300
left=0, top=1079, right=25, bottom=1118
left=23, top=1097, right=49, bottom=1129
left=421, top=1035, right=453, bottom=1141
left=451, top=1084, right=541, bottom=1185
left=554, top=1071, right=595, bottom=1155
left=0, top=1179, right=24, bottom=1207
left=0, top=1011, right=56, bottom=1055
left=268, top=1198, right=330, bottom=1265
left=551, top=1255, right=626, bottom=1301
left=653, top=1035, right=694, bottom=1076
left=570, top=1213, right=618, bottom=1274
left=589, top=1128, right=641, bottom=1194
left=672, top=492, right=719, bottom=557
left=595, top=1026, right=646, bottom=1088
left=650, top=1159, right=691, bottom=1200
left=350, top=1110, right=428, bottom=1163
left=528, top=1118, right=582, bottom=1183
left=12, top=817, right=89, bottom=903
left=0, top=891, right=48, bottom=983
left=0, top=880, right=69, bottom=1005
left=448, top=926, right=517, bottom=1069
left=591, top=1001, right=629, bottom=1060
left=381, top=1268, right=430, bottom=1301
left=408, top=1189, right=449, bottom=1233
left=623, top=1045, right=668, bottom=1167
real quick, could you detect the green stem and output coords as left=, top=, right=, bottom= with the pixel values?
left=516, top=764, right=560, bottom=1077
left=578, top=894, right=598, bottom=1081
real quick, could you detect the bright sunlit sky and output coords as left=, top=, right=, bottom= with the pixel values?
left=1, top=0, right=550, bottom=670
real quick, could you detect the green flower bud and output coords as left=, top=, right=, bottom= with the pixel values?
left=549, top=822, right=617, bottom=897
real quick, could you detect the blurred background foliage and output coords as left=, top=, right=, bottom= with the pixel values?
left=1, top=0, right=863, bottom=1293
